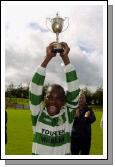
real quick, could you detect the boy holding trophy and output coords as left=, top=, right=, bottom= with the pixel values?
left=29, top=13, right=80, bottom=155
left=29, top=42, right=80, bottom=154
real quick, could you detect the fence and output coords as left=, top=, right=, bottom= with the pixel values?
left=6, top=104, right=30, bottom=109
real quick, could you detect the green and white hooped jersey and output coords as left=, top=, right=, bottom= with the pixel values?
left=29, top=64, right=80, bottom=155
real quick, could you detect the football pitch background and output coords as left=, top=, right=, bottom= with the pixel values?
left=5, top=107, right=103, bottom=155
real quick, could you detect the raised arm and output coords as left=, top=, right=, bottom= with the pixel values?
left=60, top=42, right=80, bottom=108
left=29, top=43, right=56, bottom=133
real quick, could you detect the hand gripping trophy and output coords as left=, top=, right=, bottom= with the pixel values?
left=46, top=12, right=69, bottom=53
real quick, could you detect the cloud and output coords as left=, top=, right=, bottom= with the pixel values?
left=28, top=22, right=49, bottom=32
left=5, top=4, right=103, bottom=92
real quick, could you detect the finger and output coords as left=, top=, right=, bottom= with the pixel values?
left=47, top=45, right=53, bottom=50
left=60, top=42, right=67, bottom=45
left=60, top=42, right=68, bottom=48
left=49, top=42, right=57, bottom=46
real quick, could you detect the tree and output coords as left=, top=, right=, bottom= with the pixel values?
left=5, top=83, right=15, bottom=98
left=82, top=87, right=92, bottom=105
left=5, top=83, right=29, bottom=99
left=93, top=87, right=103, bottom=105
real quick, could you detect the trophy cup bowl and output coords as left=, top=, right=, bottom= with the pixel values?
left=52, top=18, right=63, bottom=33
left=52, top=23, right=62, bottom=33
left=46, top=13, right=69, bottom=53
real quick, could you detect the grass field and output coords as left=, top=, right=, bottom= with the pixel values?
left=5, top=107, right=103, bottom=155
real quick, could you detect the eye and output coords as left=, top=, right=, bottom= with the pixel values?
left=46, top=95, right=52, bottom=100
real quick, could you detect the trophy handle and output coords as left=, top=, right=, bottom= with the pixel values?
left=62, top=17, right=69, bottom=32
left=46, top=18, right=53, bottom=32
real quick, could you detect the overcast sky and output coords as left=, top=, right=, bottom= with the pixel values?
left=5, top=2, right=104, bottom=92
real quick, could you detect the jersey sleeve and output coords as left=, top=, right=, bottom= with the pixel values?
left=64, top=64, right=80, bottom=124
left=29, top=66, right=46, bottom=133
left=64, top=64, right=80, bottom=108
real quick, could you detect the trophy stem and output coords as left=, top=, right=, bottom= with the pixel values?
left=56, top=33, right=59, bottom=43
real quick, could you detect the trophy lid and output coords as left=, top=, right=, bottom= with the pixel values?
left=53, top=12, right=64, bottom=21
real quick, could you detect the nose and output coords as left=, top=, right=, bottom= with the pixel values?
left=49, top=97, right=56, bottom=105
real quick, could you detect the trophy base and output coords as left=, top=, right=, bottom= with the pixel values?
left=52, top=48, right=64, bottom=53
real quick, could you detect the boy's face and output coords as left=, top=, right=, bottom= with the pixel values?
left=44, top=86, right=65, bottom=116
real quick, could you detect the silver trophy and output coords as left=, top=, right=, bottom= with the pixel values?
left=46, top=12, right=69, bottom=53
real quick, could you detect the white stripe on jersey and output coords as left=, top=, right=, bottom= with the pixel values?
left=32, top=142, right=70, bottom=155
